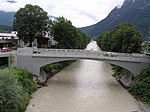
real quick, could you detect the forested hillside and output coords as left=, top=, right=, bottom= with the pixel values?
left=0, top=11, right=15, bottom=26
left=80, top=0, right=150, bottom=40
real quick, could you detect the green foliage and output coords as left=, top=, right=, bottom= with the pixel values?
left=112, top=65, right=125, bottom=77
left=20, top=93, right=30, bottom=111
left=0, top=70, right=23, bottom=112
left=96, top=24, right=142, bottom=53
left=110, top=24, right=142, bottom=53
left=43, top=61, right=74, bottom=75
left=13, top=4, right=50, bottom=46
left=51, top=16, right=90, bottom=49
left=0, top=25, right=12, bottom=33
left=12, top=68, right=37, bottom=93
left=43, top=63, right=62, bottom=74
left=128, top=66, right=150, bottom=105
left=96, top=32, right=111, bottom=51
left=0, top=68, right=38, bottom=111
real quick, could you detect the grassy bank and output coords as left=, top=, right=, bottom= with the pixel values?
left=0, top=68, right=38, bottom=112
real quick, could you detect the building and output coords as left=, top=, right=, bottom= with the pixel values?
left=0, top=31, right=18, bottom=48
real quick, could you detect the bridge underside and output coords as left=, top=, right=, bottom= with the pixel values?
left=17, top=55, right=149, bottom=82
left=0, top=57, right=8, bottom=66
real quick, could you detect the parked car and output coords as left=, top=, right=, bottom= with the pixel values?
left=1, top=47, right=12, bottom=52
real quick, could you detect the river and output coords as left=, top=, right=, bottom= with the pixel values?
left=25, top=41, right=140, bottom=112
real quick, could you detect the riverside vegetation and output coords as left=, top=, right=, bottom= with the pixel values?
left=0, top=62, right=77, bottom=112
left=96, top=24, right=150, bottom=106
left=0, top=68, right=38, bottom=112
left=129, top=66, right=150, bottom=105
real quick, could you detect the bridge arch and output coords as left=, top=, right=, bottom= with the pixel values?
left=31, top=57, right=149, bottom=82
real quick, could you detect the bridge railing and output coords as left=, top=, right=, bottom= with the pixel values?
left=32, top=48, right=143, bottom=62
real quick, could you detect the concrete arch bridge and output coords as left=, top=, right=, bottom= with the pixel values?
left=16, top=48, right=150, bottom=82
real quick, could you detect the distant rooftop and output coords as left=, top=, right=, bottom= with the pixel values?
left=0, top=31, right=18, bottom=39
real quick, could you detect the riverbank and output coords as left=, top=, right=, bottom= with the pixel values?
left=112, top=66, right=150, bottom=112
left=138, top=101, right=150, bottom=112
left=115, top=76, right=150, bottom=112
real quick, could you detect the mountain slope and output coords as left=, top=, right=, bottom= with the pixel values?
left=0, top=11, right=15, bottom=26
left=0, top=11, right=56, bottom=26
left=80, top=0, right=150, bottom=40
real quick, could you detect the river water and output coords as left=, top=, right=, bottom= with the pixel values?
left=26, top=41, right=140, bottom=112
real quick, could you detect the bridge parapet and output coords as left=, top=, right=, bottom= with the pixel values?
left=16, top=48, right=150, bottom=63
left=17, top=47, right=33, bottom=55
left=32, top=48, right=144, bottom=63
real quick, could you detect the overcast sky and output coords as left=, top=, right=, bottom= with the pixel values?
left=0, top=0, right=125, bottom=27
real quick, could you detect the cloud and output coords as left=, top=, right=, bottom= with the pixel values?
left=6, top=0, right=16, bottom=3
left=0, top=0, right=124, bottom=27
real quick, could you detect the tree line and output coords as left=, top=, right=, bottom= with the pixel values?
left=96, top=24, right=142, bottom=53
left=13, top=4, right=90, bottom=49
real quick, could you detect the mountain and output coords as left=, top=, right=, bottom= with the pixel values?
left=80, top=0, right=150, bottom=40
left=0, top=10, right=56, bottom=26
left=0, top=11, right=15, bottom=26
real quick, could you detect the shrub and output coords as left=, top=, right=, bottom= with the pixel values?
left=128, top=66, right=150, bottom=105
left=0, top=73, right=23, bottom=112
left=0, top=68, right=38, bottom=111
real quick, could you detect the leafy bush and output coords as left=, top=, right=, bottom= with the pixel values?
left=19, top=92, right=30, bottom=111
left=0, top=68, right=38, bottom=111
left=0, top=72, right=23, bottom=112
left=12, top=68, right=37, bottom=93
left=128, top=66, right=150, bottom=105
left=0, top=68, right=38, bottom=93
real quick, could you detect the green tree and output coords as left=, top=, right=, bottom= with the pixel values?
left=96, top=24, right=142, bottom=53
left=51, top=17, right=77, bottom=49
left=110, top=24, right=142, bottom=53
left=97, top=32, right=111, bottom=51
left=74, top=29, right=90, bottom=49
left=51, top=17, right=89, bottom=49
left=13, top=4, right=49, bottom=47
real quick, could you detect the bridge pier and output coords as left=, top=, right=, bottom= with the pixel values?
left=119, top=70, right=133, bottom=87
